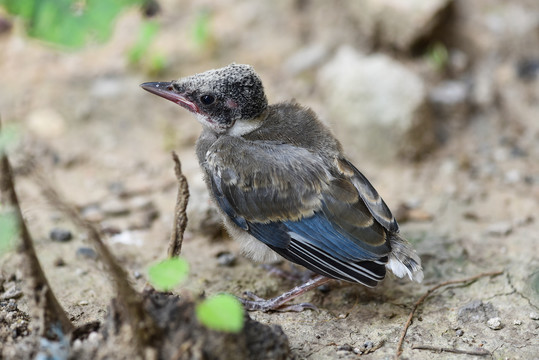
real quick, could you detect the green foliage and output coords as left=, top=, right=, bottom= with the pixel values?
left=191, top=9, right=212, bottom=47
left=0, top=0, right=144, bottom=48
left=148, top=257, right=189, bottom=291
left=128, top=20, right=165, bottom=74
left=0, top=124, right=20, bottom=155
left=427, top=41, right=449, bottom=71
left=196, top=294, right=245, bottom=333
left=0, top=212, right=19, bottom=255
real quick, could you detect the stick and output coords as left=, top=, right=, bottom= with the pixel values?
left=0, top=120, right=74, bottom=338
left=35, top=170, right=161, bottom=350
left=412, top=344, right=491, bottom=356
left=168, top=151, right=189, bottom=258
left=394, top=270, right=503, bottom=359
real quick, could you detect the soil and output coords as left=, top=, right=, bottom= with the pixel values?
left=1, top=0, right=538, bottom=359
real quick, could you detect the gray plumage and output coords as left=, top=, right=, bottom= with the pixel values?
left=141, top=64, right=423, bottom=290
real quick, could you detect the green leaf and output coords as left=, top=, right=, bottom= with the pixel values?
left=192, top=9, right=211, bottom=47
left=148, top=257, right=189, bottom=291
left=128, top=20, right=160, bottom=65
left=196, top=294, right=244, bottom=333
left=0, top=212, right=19, bottom=255
left=0, top=0, right=144, bottom=49
left=0, top=124, right=20, bottom=155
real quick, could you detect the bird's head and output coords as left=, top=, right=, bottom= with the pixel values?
left=141, top=64, right=268, bottom=135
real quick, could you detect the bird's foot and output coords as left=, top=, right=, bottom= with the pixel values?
left=239, top=291, right=318, bottom=312
left=238, top=275, right=331, bottom=312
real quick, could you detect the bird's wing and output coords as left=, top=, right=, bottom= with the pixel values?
left=205, top=137, right=393, bottom=285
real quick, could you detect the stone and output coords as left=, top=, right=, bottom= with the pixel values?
left=49, top=228, right=73, bottom=242
left=487, top=317, right=503, bottom=330
left=350, top=0, right=454, bottom=51
left=486, top=222, right=513, bottom=237
left=26, top=108, right=66, bottom=139
left=458, top=300, right=499, bottom=323
left=318, top=46, right=434, bottom=160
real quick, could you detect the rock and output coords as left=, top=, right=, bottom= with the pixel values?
left=530, top=312, right=539, bottom=320
left=455, top=329, right=464, bottom=336
left=216, top=251, right=237, bottom=267
left=76, top=247, right=98, bottom=260
left=49, top=228, right=73, bottom=242
left=350, top=0, right=454, bottom=51
left=80, top=204, right=104, bottom=222
left=318, top=46, right=434, bottom=160
left=100, top=199, right=130, bottom=217
left=26, top=108, right=66, bottom=139
left=486, top=222, right=513, bottom=237
left=284, top=43, right=329, bottom=75
left=0, top=285, right=22, bottom=300
left=428, top=80, right=470, bottom=136
left=487, top=317, right=503, bottom=330
left=458, top=300, right=499, bottom=323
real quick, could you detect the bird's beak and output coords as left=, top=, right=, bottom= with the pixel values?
left=140, top=81, right=199, bottom=113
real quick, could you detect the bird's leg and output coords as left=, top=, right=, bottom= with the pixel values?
left=239, top=275, right=331, bottom=312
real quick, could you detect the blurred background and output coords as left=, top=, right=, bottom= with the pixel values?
left=1, top=0, right=538, bottom=358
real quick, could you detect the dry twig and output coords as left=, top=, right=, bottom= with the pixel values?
left=168, top=151, right=190, bottom=258
left=412, top=344, right=491, bottom=356
left=394, top=270, right=503, bottom=359
left=0, top=120, right=74, bottom=338
left=35, top=170, right=161, bottom=350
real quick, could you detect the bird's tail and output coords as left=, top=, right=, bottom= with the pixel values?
left=386, top=234, right=423, bottom=283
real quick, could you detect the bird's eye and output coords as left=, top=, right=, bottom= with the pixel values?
left=200, top=94, right=215, bottom=105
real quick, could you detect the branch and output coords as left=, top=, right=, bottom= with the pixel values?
left=394, top=270, right=504, bottom=359
left=0, top=120, right=74, bottom=338
left=412, top=344, right=491, bottom=356
left=168, top=151, right=189, bottom=258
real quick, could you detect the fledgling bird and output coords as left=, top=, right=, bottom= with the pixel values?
left=141, top=64, right=423, bottom=312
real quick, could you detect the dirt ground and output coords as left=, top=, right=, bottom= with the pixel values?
left=1, top=0, right=538, bottom=359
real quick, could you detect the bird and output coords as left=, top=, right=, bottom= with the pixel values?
left=141, top=64, right=423, bottom=312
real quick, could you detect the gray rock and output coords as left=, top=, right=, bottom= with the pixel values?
left=486, top=222, right=513, bottom=237
left=284, top=44, right=329, bottom=75
left=76, top=247, right=98, bottom=260
left=49, top=228, right=73, bottom=242
left=458, top=300, right=499, bottom=323
left=350, top=0, right=454, bottom=51
left=318, top=46, right=434, bottom=160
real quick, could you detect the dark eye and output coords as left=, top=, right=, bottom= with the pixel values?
left=200, top=94, right=215, bottom=105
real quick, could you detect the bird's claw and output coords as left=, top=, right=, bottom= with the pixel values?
left=239, top=292, right=318, bottom=312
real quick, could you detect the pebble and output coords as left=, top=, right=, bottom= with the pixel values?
left=76, top=247, right=98, bottom=260
left=49, top=228, right=73, bottom=242
left=80, top=205, right=104, bottom=222
left=513, top=320, right=522, bottom=325
left=101, top=199, right=130, bottom=216
left=487, top=317, right=503, bottom=330
left=0, top=286, right=22, bottom=300
left=486, top=222, right=513, bottom=237
left=54, top=258, right=66, bottom=267
left=216, top=251, right=237, bottom=267
left=456, top=329, right=464, bottom=336
left=78, top=300, right=89, bottom=306
left=530, top=312, right=539, bottom=320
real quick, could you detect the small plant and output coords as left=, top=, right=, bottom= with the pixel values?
left=148, top=257, right=245, bottom=333
left=0, top=0, right=144, bottom=49
left=0, top=211, right=18, bottom=255
left=128, top=20, right=166, bottom=74
left=196, top=294, right=244, bottom=333
left=148, top=257, right=189, bottom=291
left=426, top=41, right=449, bottom=72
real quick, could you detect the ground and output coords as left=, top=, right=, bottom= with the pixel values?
left=1, top=0, right=538, bottom=359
